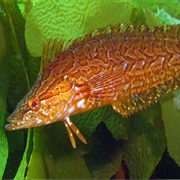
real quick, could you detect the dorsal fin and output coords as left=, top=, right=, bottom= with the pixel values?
left=41, top=23, right=179, bottom=71
left=112, top=77, right=180, bottom=117
left=72, top=23, right=179, bottom=45
left=71, top=24, right=133, bottom=45
left=72, top=23, right=131, bottom=44
left=41, top=38, right=73, bottom=71
left=41, top=24, right=132, bottom=71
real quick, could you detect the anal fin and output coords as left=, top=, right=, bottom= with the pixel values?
left=112, top=78, right=180, bottom=117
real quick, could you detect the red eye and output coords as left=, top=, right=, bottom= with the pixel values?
left=28, top=98, right=40, bottom=111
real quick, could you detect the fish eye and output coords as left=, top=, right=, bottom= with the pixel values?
left=28, top=98, right=40, bottom=111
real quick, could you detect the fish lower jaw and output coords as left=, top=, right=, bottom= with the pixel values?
left=5, top=117, right=44, bottom=130
left=5, top=120, right=27, bottom=130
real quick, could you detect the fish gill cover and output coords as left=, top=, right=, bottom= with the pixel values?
left=0, top=0, right=180, bottom=179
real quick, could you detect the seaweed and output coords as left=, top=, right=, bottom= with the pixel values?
left=0, top=0, right=180, bottom=179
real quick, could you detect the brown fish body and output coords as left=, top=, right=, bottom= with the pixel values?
left=42, top=24, right=180, bottom=115
left=6, top=24, right=180, bottom=148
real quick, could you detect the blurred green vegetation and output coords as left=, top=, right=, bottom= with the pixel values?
left=0, top=0, right=180, bottom=179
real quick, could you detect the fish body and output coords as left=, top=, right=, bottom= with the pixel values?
left=6, top=24, right=180, bottom=148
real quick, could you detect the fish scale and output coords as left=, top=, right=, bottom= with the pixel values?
left=6, top=23, right=180, bottom=148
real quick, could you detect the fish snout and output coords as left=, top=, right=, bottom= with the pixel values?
left=5, top=119, right=27, bottom=130
left=5, top=111, right=44, bottom=130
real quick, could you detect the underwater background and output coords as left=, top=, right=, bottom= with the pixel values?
left=0, top=0, right=180, bottom=179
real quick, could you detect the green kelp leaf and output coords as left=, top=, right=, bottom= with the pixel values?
left=130, top=1, right=147, bottom=25
left=161, top=95, right=180, bottom=167
left=18, top=0, right=39, bottom=17
left=25, top=0, right=133, bottom=57
left=14, top=129, right=33, bottom=179
left=0, top=1, right=40, bottom=179
left=73, top=106, right=128, bottom=178
left=140, top=103, right=165, bottom=130
left=73, top=106, right=130, bottom=143
left=84, top=122, right=124, bottom=179
left=1, top=0, right=40, bottom=108
left=130, top=1, right=163, bottom=26
left=174, top=89, right=180, bottom=110
left=0, top=18, right=9, bottom=179
left=144, top=7, right=163, bottom=26
left=141, top=0, right=180, bottom=19
left=1, top=0, right=30, bottom=90
left=123, top=104, right=166, bottom=179
left=26, top=125, right=91, bottom=179
left=26, top=106, right=129, bottom=179
left=156, top=6, right=180, bottom=168
left=0, top=6, right=25, bottom=178
left=156, top=8, right=180, bottom=25
left=1, top=0, right=28, bottom=108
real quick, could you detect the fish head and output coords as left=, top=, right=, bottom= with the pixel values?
left=5, top=74, right=75, bottom=130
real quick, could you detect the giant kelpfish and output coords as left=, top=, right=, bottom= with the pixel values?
left=6, top=23, right=180, bottom=148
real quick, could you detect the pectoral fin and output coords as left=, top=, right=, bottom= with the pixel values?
left=86, top=71, right=124, bottom=100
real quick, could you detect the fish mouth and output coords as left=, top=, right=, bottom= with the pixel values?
left=5, top=110, right=45, bottom=130
left=6, top=111, right=25, bottom=130
left=5, top=119, right=29, bottom=130
left=6, top=115, right=50, bottom=130
left=5, top=116, right=43, bottom=130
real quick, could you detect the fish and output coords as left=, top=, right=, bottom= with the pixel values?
left=5, top=23, right=180, bottom=148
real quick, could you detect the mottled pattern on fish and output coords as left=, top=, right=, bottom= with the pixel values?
left=6, top=24, right=180, bottom=148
